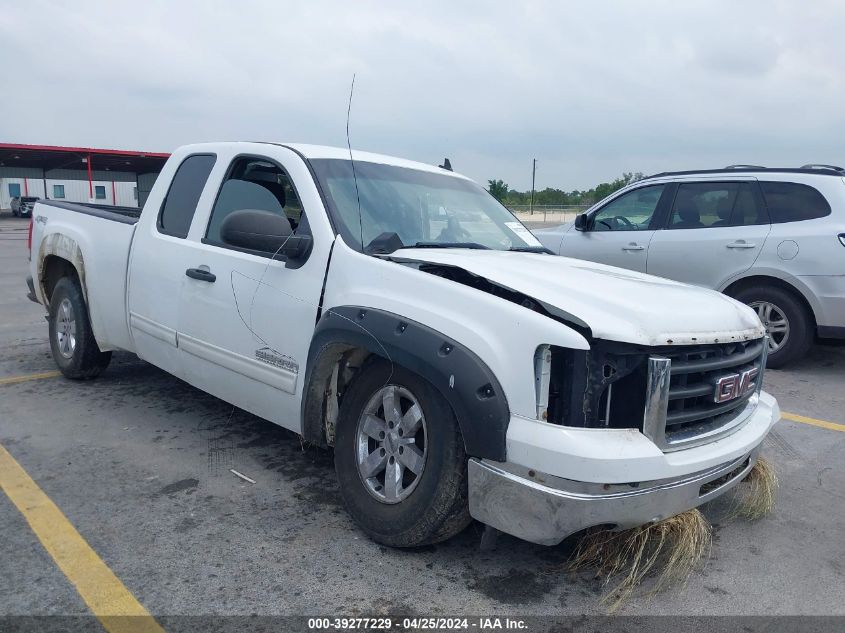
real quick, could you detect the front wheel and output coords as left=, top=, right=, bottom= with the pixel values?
left=733, top=285, right=814, bottom=368
left=48, top=277, right=112, bottom=379
left=334, top=359, right=471, bottom=547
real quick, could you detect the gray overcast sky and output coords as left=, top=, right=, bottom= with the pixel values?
left=2, top=0, right=844, bottom=190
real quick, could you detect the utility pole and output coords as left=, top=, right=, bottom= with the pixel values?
left=529, top=158, right=537, bottom=215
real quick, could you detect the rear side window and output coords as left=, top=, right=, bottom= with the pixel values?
left=158, top=154, right=216, bottom=238
left=668, top=182, right=767, bottom=229
left=730, top=183, right=767, bottom=226
left=760, top=181, right=831, bottom=223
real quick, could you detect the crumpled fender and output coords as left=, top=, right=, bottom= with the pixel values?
left=304, top=305, right=510, bottom=461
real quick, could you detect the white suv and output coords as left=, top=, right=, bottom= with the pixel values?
left=534, top=165, right=845, bottom=367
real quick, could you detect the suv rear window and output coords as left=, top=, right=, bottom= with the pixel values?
left=668, top=182, right=766, bottom=229
left=760, top=181, right=831, bottom=223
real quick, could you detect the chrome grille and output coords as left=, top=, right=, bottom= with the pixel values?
left=643, top=338, right=767, bottom=451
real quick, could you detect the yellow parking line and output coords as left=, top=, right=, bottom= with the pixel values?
left=0, top=444, right=165, bottom=633
left=781, top=412, right=845, bottom=433
left=0, top=370, right=61, bottom=386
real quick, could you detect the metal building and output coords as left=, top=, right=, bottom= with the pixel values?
left=0, top=143, right=170, bottom=211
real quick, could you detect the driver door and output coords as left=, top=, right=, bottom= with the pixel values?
left=176, top=151, right=328, bottom=432
left=559, top=183, right=670, bottom=272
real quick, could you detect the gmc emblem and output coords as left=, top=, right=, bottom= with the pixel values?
left=714, top=367, right=759, bottom=403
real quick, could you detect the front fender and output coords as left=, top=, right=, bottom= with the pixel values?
left=304, top=306, right=510, bottom=461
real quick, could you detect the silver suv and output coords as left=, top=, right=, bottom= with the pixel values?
left=534, top=165, right=845, bottom=367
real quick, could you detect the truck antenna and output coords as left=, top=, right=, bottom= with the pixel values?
left=346, top=73, right=364, bottom=252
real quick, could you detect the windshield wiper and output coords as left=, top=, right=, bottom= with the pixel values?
left=405, top=242, right=492, bottom=250
left=508, top=245, right=552, bottom=253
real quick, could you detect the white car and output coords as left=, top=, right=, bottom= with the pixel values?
left=11, top=196, right=39, bottom=217
left=534, top=166, right=845, bottom=367
left=26, top=143, right=778, bottom=547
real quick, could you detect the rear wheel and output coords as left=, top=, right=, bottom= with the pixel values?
left=334, top=359, right=471, bottom=547
left=733, top=285, right=813, bottom=368
left=48, top=277, right=111, bottom=379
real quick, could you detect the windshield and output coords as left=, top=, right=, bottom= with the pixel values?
left=310, top=159, right=543, bottom=253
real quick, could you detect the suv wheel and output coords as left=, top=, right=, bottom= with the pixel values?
left=334, top=359, right=471, bottom=547
left=733, top=285, right=813, bottom=368
left=48, top=277, right=112, bottom=379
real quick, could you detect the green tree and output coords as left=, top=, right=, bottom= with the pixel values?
left=487, top=179, right=509, bottom=202
left=494, top=172, right=643, bottom=206
left=498, top=171, right=644, bottom=207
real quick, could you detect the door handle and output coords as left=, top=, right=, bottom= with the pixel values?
left=621, top=244, right=645, bottom=251
left=726, top=241, right=756, bottom=249
left=185, top=268, right=216, bottom=282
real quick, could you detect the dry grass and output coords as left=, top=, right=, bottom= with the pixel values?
left=730, top=456, right=778, bottom=520
left=564, top=456, right=777, bottom=611
left=568, top=509, right=712, bottom=612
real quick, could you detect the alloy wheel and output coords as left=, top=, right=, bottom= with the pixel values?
left=56, top=297, right=77, bottom=359
left=355, top=384, right=428, bottom=504
left=750, top=300, right=790, bottom=353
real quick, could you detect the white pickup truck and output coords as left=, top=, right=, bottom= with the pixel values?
left=26, top=142, right=780, bottom=547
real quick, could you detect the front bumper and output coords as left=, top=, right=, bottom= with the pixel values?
left=469, top=445, right=761, bottom=546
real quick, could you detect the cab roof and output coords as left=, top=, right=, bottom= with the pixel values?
left=176, top=141, right=470, bottom=180
left=281, top=143, right=470, bottom=179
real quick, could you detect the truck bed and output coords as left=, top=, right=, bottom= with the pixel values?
left=30, top=199, right=141, bottom=353
left=38, top=200, right=142, bottom=224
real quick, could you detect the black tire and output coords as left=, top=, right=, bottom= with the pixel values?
left=334, top=358, right=471, bottom=547
left=48, top=277, right=112, bottom=379
left=732, top=285, right=814, bottom=369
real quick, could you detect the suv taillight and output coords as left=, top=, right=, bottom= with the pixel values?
left=27, top=218, right=33, bottom=258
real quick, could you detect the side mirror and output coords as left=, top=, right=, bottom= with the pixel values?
left=574, top=213, right=589, bottom=231
left=220, top=209, right=312, bottom=260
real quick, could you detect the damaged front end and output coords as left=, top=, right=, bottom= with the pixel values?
left=539, top=341, right=649, bottom=430
left=379, top=252, right=777, bottom=546
left=538, top=338, right=768, bottom=450
left=399, top=256, right=768, bottom=449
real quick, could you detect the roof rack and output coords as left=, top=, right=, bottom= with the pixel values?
left=643, top=166, right=845, bottom=180
left=801, top=163, right=845, bottom=172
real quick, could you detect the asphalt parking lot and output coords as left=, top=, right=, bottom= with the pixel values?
left=1, top=211, right=844, bottom=623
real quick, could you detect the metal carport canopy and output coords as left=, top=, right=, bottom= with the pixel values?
left=0, top=143, right=170, bottom=174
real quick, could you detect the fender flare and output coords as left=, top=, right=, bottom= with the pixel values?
left=37, top=232, right=87, bottom=307
left=302, top=306, right=510, bottom=461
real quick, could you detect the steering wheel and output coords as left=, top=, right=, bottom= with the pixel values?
left=597, top=215, right=634, bottom=231
left=437, top=216, right=472, bottom=242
